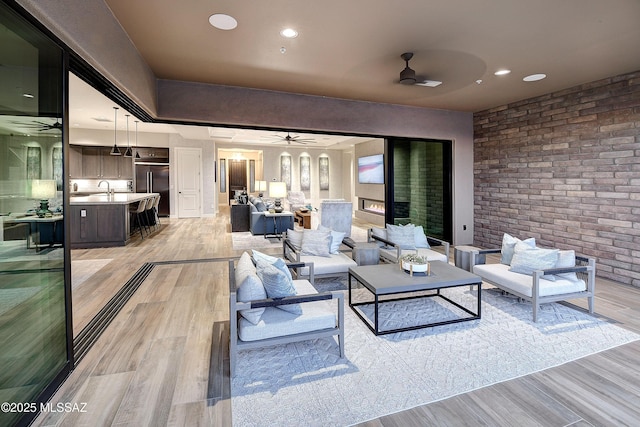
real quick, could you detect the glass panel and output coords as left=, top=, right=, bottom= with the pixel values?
left=0, top=3, right=68, bottom=426
left=392, top=140, right=452, bottom=241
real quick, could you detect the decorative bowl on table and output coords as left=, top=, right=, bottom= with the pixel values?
left=399, top=254, right=430, bottom=276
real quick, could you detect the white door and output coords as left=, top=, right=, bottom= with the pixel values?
left=176, top=147, right=202, bottom=218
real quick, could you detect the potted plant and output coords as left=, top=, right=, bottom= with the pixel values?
left=400, top=253, right=430, bottom=275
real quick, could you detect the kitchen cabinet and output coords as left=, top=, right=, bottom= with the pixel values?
left=75, top=145, right=134, bottom=179
left=69, top=204, right=126, bottom=247
left=68, top=145, right=83, bottom=178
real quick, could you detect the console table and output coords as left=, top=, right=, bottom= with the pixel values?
left=263, top=211, right=293, bottom=239
left=230, top=203, right=250, bottom=232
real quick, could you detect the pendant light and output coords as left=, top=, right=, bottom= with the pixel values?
left=134, top=120, right=141, bottom=159
left=110, top=107, right=122, bottom=155
left=123, top=114, right=133, bottom=157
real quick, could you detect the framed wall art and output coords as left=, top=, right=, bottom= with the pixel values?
left=280, top=155, right=292, bottom=190
left=299, top=155, right=310, bottom=191
left=319, top=156, right=329, bottom=190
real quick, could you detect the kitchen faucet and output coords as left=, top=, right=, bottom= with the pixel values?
left=98, top=180, right=110, bottom=194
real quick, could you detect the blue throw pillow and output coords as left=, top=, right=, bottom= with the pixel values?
left=501, top=233, right=535, bottom=265
left=255, top=258, right=301, bottom=314
left=509, top=243, right=559, bottom=277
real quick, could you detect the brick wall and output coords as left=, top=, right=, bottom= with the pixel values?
left=474, top=70, right=640, bottom=286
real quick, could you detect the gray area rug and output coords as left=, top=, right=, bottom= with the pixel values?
left=231, top=232, right=282, bottom=250
left=231, top=287, right=639, bottom=426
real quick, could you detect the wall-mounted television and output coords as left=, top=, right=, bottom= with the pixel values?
left=358, top=154, right=384, bottom=184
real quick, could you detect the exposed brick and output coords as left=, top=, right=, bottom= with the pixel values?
left=474, top=70, right=640, bottom=286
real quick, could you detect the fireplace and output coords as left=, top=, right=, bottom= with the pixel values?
left=360, top=198, right=385, bottom=216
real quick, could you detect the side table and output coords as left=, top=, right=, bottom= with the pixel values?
left=230, top=204, right=250, bottom=232
left=263, top=211, right=293, bottom=239
left=353, top=242, right=380, bottom=266
left=454, top=245, right=483, bottom=272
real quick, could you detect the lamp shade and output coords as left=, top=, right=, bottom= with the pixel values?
left=255, top=180, right=267, bottom=193
left=31, top=180, right=57, bottom=199
left=269, top=181, right=287, bottom=198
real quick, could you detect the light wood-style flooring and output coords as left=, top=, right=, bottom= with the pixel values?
left=36, top=208, right=640, bottom=426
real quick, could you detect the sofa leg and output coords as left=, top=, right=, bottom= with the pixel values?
left=532, top=304, right=538, bottom=322
left=588, top=296, right=595, bottom=314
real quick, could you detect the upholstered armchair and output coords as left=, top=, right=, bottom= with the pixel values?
left=320, top=200, right=353, bottom=237
left=286, top=191, right=309, bottom=212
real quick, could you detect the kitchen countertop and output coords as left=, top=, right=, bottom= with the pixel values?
left=70, top=192, right=158, bottom=205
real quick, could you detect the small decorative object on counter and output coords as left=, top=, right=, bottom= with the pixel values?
left=400, top=253, right=430, bottom=276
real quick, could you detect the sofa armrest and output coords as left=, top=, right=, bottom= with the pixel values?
left=469, top=248, right=501, bottom=270
left=242, top=291, right=335, bottom=309
left=426, top=236, right=450, bottom=260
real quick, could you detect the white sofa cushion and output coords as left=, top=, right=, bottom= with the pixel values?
left=473, top=263, right=586, bottom=297
left=379, top=247, right=448, bottom=264
left=238, top=280, right=336, bottom=342
left=297, top=252, right=357, bottom=276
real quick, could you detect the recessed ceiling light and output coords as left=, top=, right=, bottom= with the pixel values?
left=523, top=73, right=547, bottom=82
left=280, top=28, right=298, bottom=38
left=494, top=69, right=511, bottom=76
left=208, top=14, right=237, bottom=30
left=22, top=93, right=34, bottom=98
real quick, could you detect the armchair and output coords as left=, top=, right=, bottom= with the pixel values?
left=286, top=191, right=309, bottom=212
left=320, top=200, right=353, bottom=237
left=368, top=225, right=450, bottom=264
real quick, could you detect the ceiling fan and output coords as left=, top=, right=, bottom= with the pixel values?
left=398, top=52, right=442, bottom=87
left=10, top=118, right=63, bottom=132
left=266, top=132, right=316, bottom=145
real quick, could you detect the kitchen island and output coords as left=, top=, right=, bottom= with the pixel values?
left=70, top=192, right=158, bottom=248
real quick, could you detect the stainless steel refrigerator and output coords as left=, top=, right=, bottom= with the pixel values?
left=135, top=163, right=170, bottom=216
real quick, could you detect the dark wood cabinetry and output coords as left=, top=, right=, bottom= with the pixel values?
left=70, top=204, right=127, bottom=248
left=72, top=145, right=134, bottom=179
left=231, top=204, right=250, bottom=232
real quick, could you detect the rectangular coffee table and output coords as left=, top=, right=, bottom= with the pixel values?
left=348, top=261, right=482, bottom=335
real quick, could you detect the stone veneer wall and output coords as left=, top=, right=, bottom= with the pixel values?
left=473, top=70, right=640, bottom=286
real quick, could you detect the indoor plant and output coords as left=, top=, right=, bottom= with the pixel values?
left=399, top=253, right=430, bottom=275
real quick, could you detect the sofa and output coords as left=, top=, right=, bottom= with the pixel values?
left=367, top=224, right=450, bottom=264
left=247, top=195, right=294, bottom=235
left=470, top=233, right=596, bottom=322
left=283, top=227, right=357, bottom=279
left=229, top=251, right=344, bottom=376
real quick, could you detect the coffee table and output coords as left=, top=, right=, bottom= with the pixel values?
left=348, top=261, right=482, bottom=335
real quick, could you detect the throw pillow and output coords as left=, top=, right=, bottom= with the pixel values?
left=235, top=252, right=266, bottom=324
left=254, top=199, right=267, bottom=212
left=318, top=225, right=346, bottom=254
left=386, top=223, right=416, bottom=249
left=554, top=250, right=580, bottom=282
left=509, top=242, right=559, bottom=276
left=501, top=233, right=535, bottom=265
left=287, top=228, right=303, bottom=251
left=301, top=229, right=332, bottom=257
left=413, top=225, right=431, bottom=248
left=255, top=258, right=302, bottom=314
left=252, top=250, right=293, bottom=281
left=370, top=227, right=388, bottom=248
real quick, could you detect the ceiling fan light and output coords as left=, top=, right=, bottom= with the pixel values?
left=416, top=80, right=443, bottom=87
left=399, top=66, right=416, bottom=84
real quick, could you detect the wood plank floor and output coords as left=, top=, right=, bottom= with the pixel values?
left=35, top=208, right=640, bottom=426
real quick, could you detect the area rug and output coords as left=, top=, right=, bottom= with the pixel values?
left=231, top=287, right=640, bottom=426
left=231, top=232, right=283, bottom=250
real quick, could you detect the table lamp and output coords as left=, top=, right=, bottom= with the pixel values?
left=269, top=181, right=287, bottom=213
left=256, top=180, right=267, bottom=198
left=32, top=179, right=57, bottom=217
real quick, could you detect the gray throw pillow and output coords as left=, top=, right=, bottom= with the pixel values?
left=255, top=259, right=301, bottom=314
left=413, top=225, right=431, bottom=248
left=509, top=242, right=559, bottom=276
left=554, top=250, right=580, bottom=282
left=287, top=229, right=303, bottom=251
left=318, top=225, right=346, bottom=254
left=301, top=229, right=332, bottom=257
left=386, top=223, right=416, bottom=249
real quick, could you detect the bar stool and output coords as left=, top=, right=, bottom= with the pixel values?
left=130, top=197, right=149, bottom=239
left=152, top=194, right=161, bottom=230
left=143, top=196, right=156, bottom=233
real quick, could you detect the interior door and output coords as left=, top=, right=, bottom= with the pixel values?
left=176, top=147, right=202, bottom=217
left=228, top=159, right=247, bottom=203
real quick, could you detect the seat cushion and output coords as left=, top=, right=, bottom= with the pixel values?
left=238, top=280, right=336, bottom=342
left=298, top=252, right=357, bottom=276
left=379, top=247, right=448, bottom=264
left=473, top=263, right=586, bottom=297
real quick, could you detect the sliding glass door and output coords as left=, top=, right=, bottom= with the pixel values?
left=0, top=3, right=71, bottom=426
